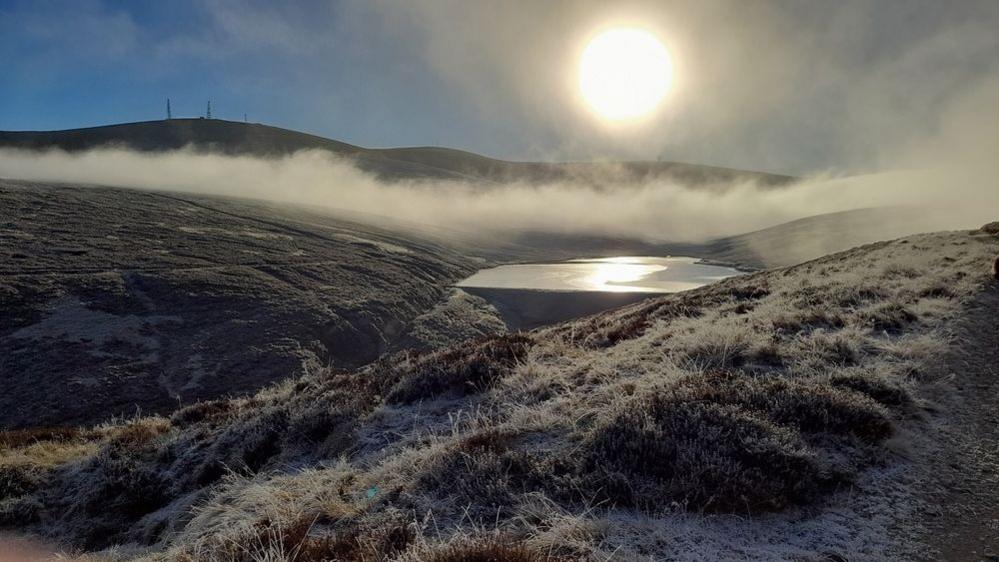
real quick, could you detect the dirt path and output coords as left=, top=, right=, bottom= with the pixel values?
left=918, top=283, right=999, bottom=560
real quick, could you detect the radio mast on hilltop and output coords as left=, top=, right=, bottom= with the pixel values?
left=206, top=100, right=212, bottom=119
left=166, top=98, right=172, bottom=120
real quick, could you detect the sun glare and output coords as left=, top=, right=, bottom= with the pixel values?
left=579, top=28, right=674, bottom=121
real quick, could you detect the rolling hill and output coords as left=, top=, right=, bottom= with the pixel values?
left=0, top=119, right=796, bottom=186
left=0, top=180, right=505, bottom=430
left=1, top=225, right=996, bottom=559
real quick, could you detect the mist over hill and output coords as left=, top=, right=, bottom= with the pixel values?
left=0, top=180, right=506, bottom=429
left=0, top=119, right=796, bottom=186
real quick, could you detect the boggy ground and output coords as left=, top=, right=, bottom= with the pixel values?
left=1, top=226, right=997, bottom=561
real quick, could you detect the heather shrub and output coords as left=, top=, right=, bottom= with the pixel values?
left=675, top=372, right=893, bottom=441
left=728, top=284, right=770, bottom=301
left=0, top=463, right=37, bottom=499
left=581, top=369, right=895, bottom=513
left=170, top=399, right=238, bottom=428
left=420, top=540, right=558, bottom=562
left=918, top=284, right=955, bottom=299
left=833, top=286, right=889, bottom=308
left=807, top=331, right=862, bottom=366
left=829, top=372, right=910, bottom=407
left=773, top=310, right=845, bottom=333
left=287, top=404, right=358, bottom=458
left=586, top=397, right=826, bottom=512
left=0, top=426, right=84, bottom=449
left=572, top=302, right=701, bottom=348
left=860, top=303, right=918, bottom=334
left=387, top=334, right=533, bottom=403
left=416, top=430, right=548, bottom=516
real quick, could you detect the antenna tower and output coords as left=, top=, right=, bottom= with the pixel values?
left=166, top=98, right=172, bottom=120
left=206, top=100, right=212, bottom=119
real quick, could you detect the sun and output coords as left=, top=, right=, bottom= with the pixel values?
left=579, top=28, right=674, bottom=121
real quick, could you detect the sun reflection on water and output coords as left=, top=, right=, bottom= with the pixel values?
left=583, top=262, right=668, bottom=291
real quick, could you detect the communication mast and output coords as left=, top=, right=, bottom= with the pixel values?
left=206, top=100, right=212, bottom=119
left=166, top=98, right=172, bottom=120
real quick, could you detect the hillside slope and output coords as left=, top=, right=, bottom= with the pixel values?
left=504, top=208, right=942, bottom=271
left=0, top=119, right=796, bottom=186
left=694, top=207, right=941, bottom=268
left=2, top=225, right=996, bottom=560
left=0, top=180, right=501, bottom=429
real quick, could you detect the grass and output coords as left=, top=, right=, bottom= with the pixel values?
left=386, top=334, right=534, bottom=403
left=587, top=397, right=826, bottom=512
left=418, top=540, right=560, bottom=562
left=2, top=229, right=998, bottom=560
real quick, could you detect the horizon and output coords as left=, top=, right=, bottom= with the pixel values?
left=2, top=1, right=999, bottom=175
left=0, top=116, right=797, bottom=173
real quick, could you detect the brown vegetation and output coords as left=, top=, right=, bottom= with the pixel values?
left=2, top=229, right=997, bottom=559
left=387, top=334, right=533, bottom=403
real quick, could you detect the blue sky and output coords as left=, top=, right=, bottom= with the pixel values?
left=0, top=1, right=481, bottom=149
left=2, top=1, right=998, bottom=174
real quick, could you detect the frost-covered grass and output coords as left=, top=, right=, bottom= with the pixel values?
left=2, top=227, right=998, bottom=561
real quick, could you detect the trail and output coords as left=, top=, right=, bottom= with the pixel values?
left=918, top=282, right=999, bottom=560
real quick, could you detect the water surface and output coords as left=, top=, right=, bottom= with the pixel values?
left=458, top=256, right=741, bottom=293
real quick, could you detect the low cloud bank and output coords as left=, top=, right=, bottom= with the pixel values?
left=0, top=146, right=995, bottom=243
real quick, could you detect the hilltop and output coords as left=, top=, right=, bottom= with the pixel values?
left=2, top=224, right=996, bottom=560
left=0, top=119, right=796, bottom=186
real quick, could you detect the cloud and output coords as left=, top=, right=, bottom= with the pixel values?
left=3, top=1, right=999, bottom=178
left=369, top=0, right=999, bottom=173
left=0, top=142, right=994, bottom=246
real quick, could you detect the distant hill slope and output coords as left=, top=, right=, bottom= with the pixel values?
left=0, top=119, right=796, bottom=185
left=690, top=207, right=940, bottom=269
left=0, top=180, right=505, bottom=429
left=500, top=207, right=940, bottom=271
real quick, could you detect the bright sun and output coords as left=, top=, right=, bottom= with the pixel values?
left=579, top=28, right=674, bottom=121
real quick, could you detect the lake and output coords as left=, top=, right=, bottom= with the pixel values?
left=457, top=256, right=742, bottom=294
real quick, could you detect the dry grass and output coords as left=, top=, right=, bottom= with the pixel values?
left=417, top=540, right=561, bottom=562
left=387, top=334, right=534, bottom=404
left=3, top=229, right=998, bottom=560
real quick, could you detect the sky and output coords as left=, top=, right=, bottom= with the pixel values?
left=2, top=0, right=999, bottom=174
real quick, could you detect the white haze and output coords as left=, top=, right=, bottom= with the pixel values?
left=3, top=27, right=998, bottom=244
left=0, top=143, right=995, bottom=244
left=2, top=3, right=997, bottom=244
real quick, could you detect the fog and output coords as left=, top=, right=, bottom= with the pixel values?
left=371, top=0, right=999, bottom=173
left=1, top=2, right=997, bottom=244
left=0, top=140, right=994, bottom=244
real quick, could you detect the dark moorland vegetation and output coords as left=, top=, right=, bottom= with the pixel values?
left=1, top=226, right=997, bottom=560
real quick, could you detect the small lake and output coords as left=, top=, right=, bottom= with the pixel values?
left=457, top=256, right=742, bottom=294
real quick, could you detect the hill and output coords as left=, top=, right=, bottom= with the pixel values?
left=678, top=206, right=941, bottom=269
left=0, top=178, right=955, bottom=433
left=0, top=180, right=505, bottom=430
left=2, top=225, right=996, bottom=559
left=508, top=207, right=940, bottom=271
left=0, top=119, right=796, bottom=185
